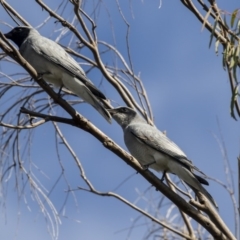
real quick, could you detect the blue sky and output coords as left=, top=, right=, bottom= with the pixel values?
left=0, top=1, right=239, bottom=239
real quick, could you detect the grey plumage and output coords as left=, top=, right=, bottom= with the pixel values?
left=108, top=106, right=217, bottom=208
left=4, top=26, right=111, bottom=123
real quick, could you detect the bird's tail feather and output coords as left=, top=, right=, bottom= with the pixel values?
left=193, top=174, right=209, bottom=185
left=174, top=166, right=218, bottom=208
left=91, top=99, right=112, bottom=123
left=64, top=80, right=112, bottom=123
left=196, top=183, right=218, bottom=209
left=82, top=90, right=111, bottom=123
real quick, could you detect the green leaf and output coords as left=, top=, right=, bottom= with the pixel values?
left=222, top=56, right=226, bottom=69
left=215, top=39, right=220, bottom=55
left=222, top=44, right=229, bottom=69
left=237, top=20, right=240, bottom=35
left=230, top=32, right=235, bottom=45
left=233, top=64, right=238, bottom=82
left=231, top=9, right=238, bottom=28
left=233, top=45, right=239, bottom=81
left=229, top=56, right=235, bottom=69
left=236, top=44, right=240, bottom=57
left=230, top=85, right=239, bottom=120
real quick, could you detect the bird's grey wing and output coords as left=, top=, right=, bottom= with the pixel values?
left=129, top=125, right=198, bottom=171
left=31, top=36, right=106, bottom=99
left=130, top=125, right=216, bottom=207
left=130, top=126, right=208, bottom=181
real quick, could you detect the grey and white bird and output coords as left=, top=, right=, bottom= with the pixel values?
left=4, top=26, right=111, bottom=123
left=108, top=106, right=217, bottom=208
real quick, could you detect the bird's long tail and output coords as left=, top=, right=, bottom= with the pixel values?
left=62, top=78, right=112, bottom=123
left=90, top=97, right=112, bottom=123
left=174, top=165, right=218, bottom=208
left=189, top=182, right=218, bottom=209
left=81, top=89, right=111, bottom=123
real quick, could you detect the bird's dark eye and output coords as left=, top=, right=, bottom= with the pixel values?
left=121, top=108, right=128, bottom=113
left=14, top=28, right=22, bottom=33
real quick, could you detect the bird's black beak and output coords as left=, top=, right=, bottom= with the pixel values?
left=4, top=31, right=12, bottom=39
left=107, top=109, right=117, bottom=116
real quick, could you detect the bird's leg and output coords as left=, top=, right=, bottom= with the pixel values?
left=160, top=171, right=167, bottom=182
left=57, top=84, right=64, bottom=97
left=142, top=160, right=156, bottom=170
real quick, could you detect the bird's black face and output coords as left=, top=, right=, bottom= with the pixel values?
left=108, top=107, right=134, bottom=116
left=4, top=26, right=31, bottom=48
left=116, top=107, right=132, bottom=114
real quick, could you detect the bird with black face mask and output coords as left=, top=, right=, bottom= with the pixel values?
left=4, top=26, right=111, bottom=123
left=108, top=106, right=218, bottom=208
